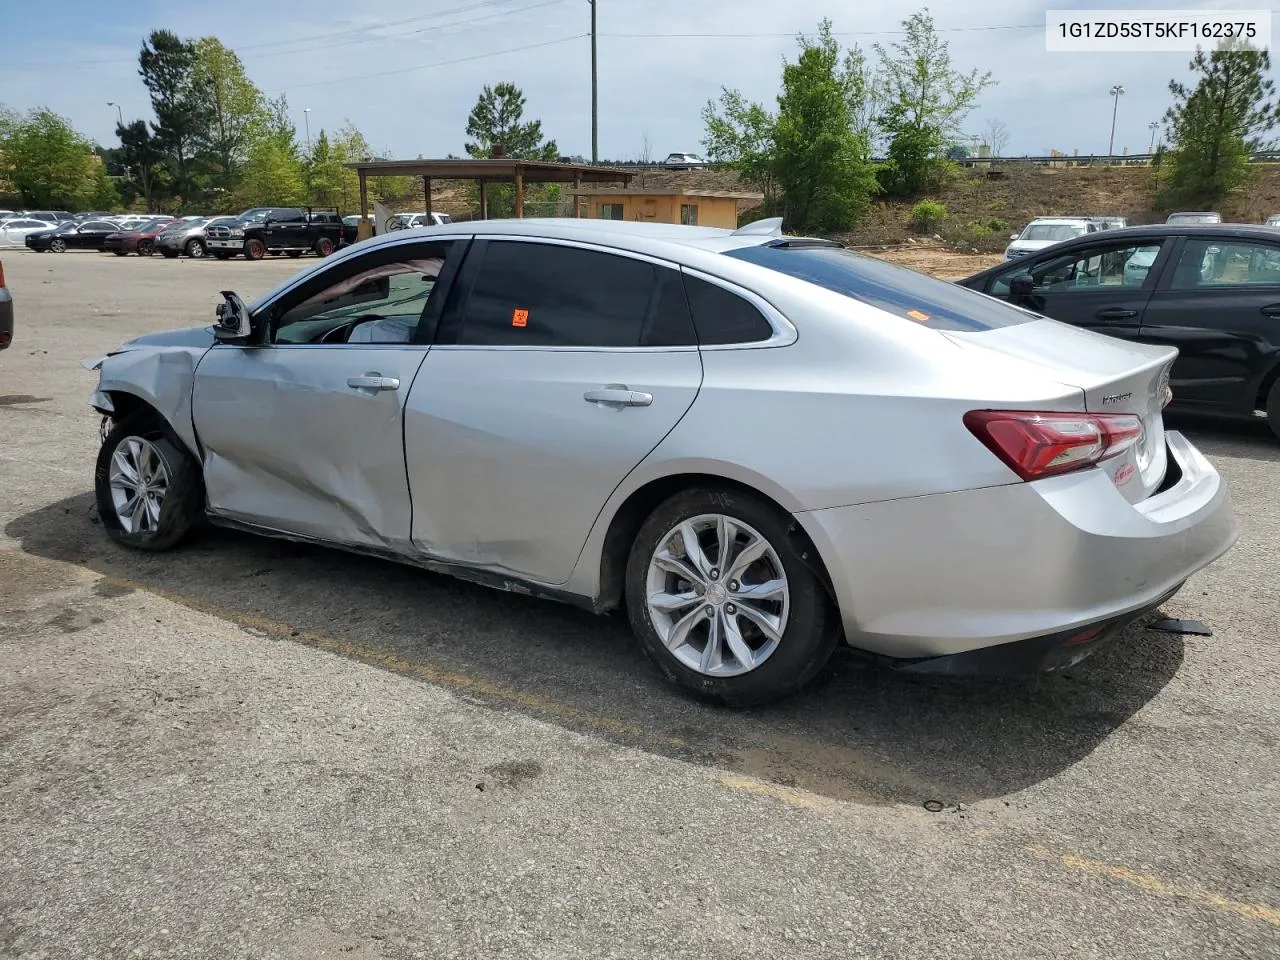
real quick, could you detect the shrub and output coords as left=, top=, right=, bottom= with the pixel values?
left=910, top=200, right=948, bottom=232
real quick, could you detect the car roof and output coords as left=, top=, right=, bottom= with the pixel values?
left=1027, top=217, right=1094, bottom=225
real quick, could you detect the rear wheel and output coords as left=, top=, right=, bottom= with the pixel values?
left=184, top=238, right=205, bottom=258
left=243, top=239, right=266, bottom=261
left=1266, top=379, right=1280, bottom=441
left=94, top=414, right=204, bottom=552
left=315, top=237, right=335, bottom=257
left=625, top=487, right=836, bottom=706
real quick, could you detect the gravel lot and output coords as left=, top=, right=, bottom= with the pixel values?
left=1, top=249, right=1278, bottom=959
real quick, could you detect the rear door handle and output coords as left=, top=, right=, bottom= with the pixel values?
left=1096, top=307, right=1138, bottom=321
left=1260, top=303, right=1280, bottom=317
left=346, top=375, right=400, bottom=391
left=584, top=386, right=653, bottom=407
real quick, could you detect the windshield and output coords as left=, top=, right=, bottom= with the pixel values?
left=238, top=209, right=274, bottom=223
left=1168, top=214, right=1220, bottom=224
left=723, top=243, right=1032, bottom=332
left=1020, top=223, right=1087, bottom=242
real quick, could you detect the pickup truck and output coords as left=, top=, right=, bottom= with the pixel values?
left=205, top=207, right=357, bottom=260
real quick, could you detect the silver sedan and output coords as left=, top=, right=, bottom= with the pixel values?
left=85, top=218, right=1237, bottom=704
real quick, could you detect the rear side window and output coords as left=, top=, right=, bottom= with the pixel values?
left=682, top=275, right=774, bottom=344
left=454, top=241, right=696, bottom=348
left=724, top=243, right=1032, bottom=332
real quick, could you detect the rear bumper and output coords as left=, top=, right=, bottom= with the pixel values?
left=798, top=431, right=1237, bottom=660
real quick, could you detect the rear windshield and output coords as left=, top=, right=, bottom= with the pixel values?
left=1021, top=223, right=1087, bottom=241
left=723, top=243, right=1031, bottom=332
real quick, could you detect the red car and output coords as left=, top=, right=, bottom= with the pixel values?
left=103, top=218, right=173, bottom=257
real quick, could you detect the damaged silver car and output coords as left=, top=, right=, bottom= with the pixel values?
left=85, top=218, right=1236, bottom=704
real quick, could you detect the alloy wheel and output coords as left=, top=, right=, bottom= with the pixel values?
left=107, top=436, right=170, bottom=535
left=644, top=514, right=790, bottom=677
left=50, top=238, right=66, bottom=252
left=187, top=239, right=205, bottom=258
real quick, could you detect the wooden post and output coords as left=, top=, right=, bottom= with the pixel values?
left=479, top=180, right=488, bottom=220
left=424, top=177, right=432, bottom=219
left=574, top=175, right=582, bottom=217
left=514, top=167, right=524, bottom=219
left=357, top=170, right=372, bottom=240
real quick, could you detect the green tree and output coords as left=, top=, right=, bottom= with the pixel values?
left=462, top=82, right=560, bottom=217
left=464, top=82, right=559, bottom=160
left=233, top=136, right=304, bottom=208
left=139, top=29, right=213, bottom=208
left=85, top=161, right=122, bottom=210
left=307, top=123, right=372, bottom=211
left=115, top=119, right=166, bottom=210
left=0, top=107, right=106, bottom=208
left=772, top=21, right=880, bottom=230
left=874, top=8, right=994, bottom=196
left=701, top=21, right=879, bottom=231
left=191, top=37, right=267, bottom=192
left=1164, top=41, right=1280, bottom=202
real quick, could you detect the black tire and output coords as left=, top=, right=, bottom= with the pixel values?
left=212, top=251, right=233, bottom=260
left=94, top=413, right=204, bottom=552
left=185, top=238, right=206, bottom=258
left=315, top=237, right=335, bottom=257
left=160, top=248, right=180, bottom=259
left=1266, top=378, right=1280, bottom=442
left=243, top=238, right=266, bottom=261
left=138, top=239, right=154, bottom=257
left=625, top=486, right=836, bottom=706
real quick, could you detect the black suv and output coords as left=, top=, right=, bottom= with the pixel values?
left=205, top=207, right=356, bottom=260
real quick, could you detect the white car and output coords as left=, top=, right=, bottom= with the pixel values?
left=1005, top=218, right=1101, bottom=260
left=387, top=212, right=452, bottom=230
left=0, top=218, right=58, bottom=247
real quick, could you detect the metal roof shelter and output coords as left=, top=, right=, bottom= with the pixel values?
left=343, top=159, right=633, bottom=237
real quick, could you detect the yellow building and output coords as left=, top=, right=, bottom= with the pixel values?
left=572, top=188, right=764, bottom=229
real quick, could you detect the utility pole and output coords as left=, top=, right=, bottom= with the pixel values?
left=106, top=102, right=123, bottom=129
left=303, top=107, right=313, bottom=154
left=1108, top=84, right=1124, bottom=156
left=1148, top=121, right=1160, bottom=153
left=590, top=0, right=598, bottom=163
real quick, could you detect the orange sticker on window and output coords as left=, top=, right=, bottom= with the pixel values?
left=906, top=309, right=930, bottom=323
left=512, top=308, right=529, bottom=328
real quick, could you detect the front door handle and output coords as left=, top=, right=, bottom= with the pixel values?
left=1096, top=307, right=1138, bottom=321
left=1260, top=303, right=1280, bottom=317
left=584, top=386, right=653, bottom=407
left=347, top=374, right=400, bottom=391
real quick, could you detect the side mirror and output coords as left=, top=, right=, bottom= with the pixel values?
left=214, top=291, right=251, bottom=341
left=1009, top=233, right=1019, bottom=240
left=1009, top=274, right=1035, bottom=299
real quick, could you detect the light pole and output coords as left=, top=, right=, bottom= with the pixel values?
left=303, top=108, right=312, bottom=154
left=589, top=0, right=597, bottom=163
left=1108, top=84, right=1125, bottom=156
left=106, top=102, right=123, bottom=130
left=1148, top=121, right=1160, bottom=153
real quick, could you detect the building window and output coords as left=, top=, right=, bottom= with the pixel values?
left=599, top=203, right=624, bottom=220
left=680, top=204, right=699, bottom=225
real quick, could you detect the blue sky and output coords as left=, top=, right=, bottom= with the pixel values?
left=0, top=0, right=1269, bottom=160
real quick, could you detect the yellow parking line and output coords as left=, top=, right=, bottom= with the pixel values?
left=1027, top=845, right=1280, bottom=927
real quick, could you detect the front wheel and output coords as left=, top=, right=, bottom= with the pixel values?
left=94, top=415, right=204, bottom=551
left=315, top=237, right=335, bottom=257
left=138, top=239, right=154, bottom=257
left=49, top=238, right=66, bottom=253
left=625, top=487, right=836, bottom=706
left=243, top=239, right=266, bottom=261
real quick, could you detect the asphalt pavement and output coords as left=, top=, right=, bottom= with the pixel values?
left=1, top=249, right=1278, bottom=959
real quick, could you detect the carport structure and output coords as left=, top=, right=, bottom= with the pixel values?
left=343, top=159, right=633, bottom=238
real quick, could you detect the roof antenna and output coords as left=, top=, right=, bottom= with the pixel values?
left=731, top=217, right=783, bottom=237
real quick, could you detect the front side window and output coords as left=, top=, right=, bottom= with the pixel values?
left=271, top=243, right=453, bottom=345
left=680, top=204, right=699, bottom=226
left=1169, top=239, right=1280, bottom=288
left=991, top=242, right=1164, bottom=295
left=598, top=203, right=624, bottom=221
left=453, top=241, right=695, bottom=348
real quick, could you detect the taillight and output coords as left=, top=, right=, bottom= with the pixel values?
left=964, top=410, right=1144, bottom=481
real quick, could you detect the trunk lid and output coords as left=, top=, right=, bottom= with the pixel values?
left=946, top=318, right=1175, bottom=503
